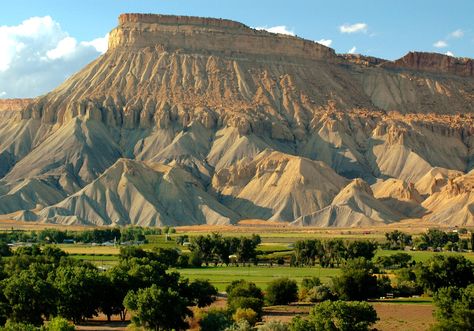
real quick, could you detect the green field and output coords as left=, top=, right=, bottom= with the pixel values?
left=374, top=249, right=474, bottom=262
left=175, top=265, right=340, bottom=291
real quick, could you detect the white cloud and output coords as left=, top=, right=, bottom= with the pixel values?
left=433, top=40, right=448, bottom=48
left=81, top=34, right=109, bottom=54
left=348, top=46, right=357, bottom=54
left=445, top=51, right=454, bottom=57
left=339, top=23, right=368, bottom=34
left=0, top=16, right=108, bottom=98
left=450, top=29, right=464, bottom=38
left=255, top=25, right=295, bottom=36
left=0, top=91, right=6, bottom=97
left=46, top=37, right=78, bottom=60
left=316, top=39, right=332, bottom=47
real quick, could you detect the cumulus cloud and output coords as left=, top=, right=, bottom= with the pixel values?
left=348, top=46, right=357, bottom=54
left=316, top=39, right=332, bottom=47
left=433, top=40, right=448, bottom=48
left=445, top=51, right=454, bottom=57
left=0, top=16, right=108, bottom=98
left=0, top=91, right=6, bottom=97
left=255, top=25, right=295, bottom=36
left=339, top=23, right=368, bottom=34
left=450, top=29, right=464, bottom=38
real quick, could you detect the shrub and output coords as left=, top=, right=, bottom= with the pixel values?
left=306, top=285, right=336, bottom=303
left=233, top=308, right=258, bottom=326
left=266, top=278, right=298, bottom=305
left=42, top=317, right=75, bottom=331
left=0, top=321, right=38, bottom=331
left=199, top=308, right=233, bottom=331
left=225, top=320, right=253, bottom=331
left=257, top=320, right=289, bottom=331
left=290, top=300, right=378, bottom=331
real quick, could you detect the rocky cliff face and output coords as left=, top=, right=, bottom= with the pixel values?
left=382, top=52, right=473, bottom=77
left=0, top=99, right=33, bottom=111
left=0, top=14, right=473, bottom=227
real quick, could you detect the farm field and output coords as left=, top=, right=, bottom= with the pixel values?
left=175, top=266, right=340, bottom=291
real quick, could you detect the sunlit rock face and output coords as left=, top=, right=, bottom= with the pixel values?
left=0, top=14, right=473, bottom=227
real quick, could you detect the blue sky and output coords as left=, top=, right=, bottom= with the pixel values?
left=1, top=0, right=473, bottom=98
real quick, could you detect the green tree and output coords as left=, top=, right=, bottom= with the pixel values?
left=124, top=285, right=192, bottom=331
left=416, top=255, right=474, bottom=292
left=52, top=265, right=103, bottom=323
left=265, top=278, right=298, bottom=305
left=226, top=280, right=264, bottom=318
left=345, top=241, right=377, bottom=260
left=187, top=279, right=218, bottom=307
left=0, top=243, right=12, bottom=257
left=432, top=284, right=474, bottom=330
left=2, top=269, right=55, bottom=326
left=384, top=230, right=412, bottom=250
left=331, top=258, right=378, bottom=300
left=290, top=300, right=378, bottom=331
left=199, top=308, right=233, bottom=331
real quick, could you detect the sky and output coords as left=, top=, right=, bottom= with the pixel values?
left=1, top=0, right=473, bottom=98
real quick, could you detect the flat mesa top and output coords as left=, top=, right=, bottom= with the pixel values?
left=118, top=13, right=248, bottom=30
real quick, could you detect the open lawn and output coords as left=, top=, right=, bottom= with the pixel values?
left=175, top=266, right=340, bottom=291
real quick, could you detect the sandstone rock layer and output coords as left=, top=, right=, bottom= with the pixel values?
left=0, top=14, right=473, bottom=227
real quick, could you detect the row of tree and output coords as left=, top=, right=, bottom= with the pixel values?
left=384, top=228, right=474, bottom=251
left=292, top=239, right=378, bottom=268
left=0, top=226, right=171, bottom=245
left=0, top=245, right=217, bottom=330
left=187, top=233, right=262, bottom=266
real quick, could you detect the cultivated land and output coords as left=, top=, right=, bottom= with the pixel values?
left=4, top=222, right=473, bottom=330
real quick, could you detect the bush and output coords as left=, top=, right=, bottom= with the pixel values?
left=190, top=251, right=203, bottom=267
left=257, top=320, right=289, bottom=331
left=0, top=321, right=38, bottom=331
left=225, top=320, right=253, bottom=331
left=290, top=300, right=378, bottom=331
left=42, top=317, right=75, bottom=331
left=233, top=308, right=258, bottom=326
left=301, top=277, right=321, bottom=290
left=266, top=278, right=298, bottom=305
left=199, top=308, right=233, bottom=331
left=305, top=285, right=336, bottom=303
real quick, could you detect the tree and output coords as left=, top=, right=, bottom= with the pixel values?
left=52, top=265, right=103, bottom=323
left=0, top=243, right=12, bottom=257
left=416, top=255, right=474, bottom=292
left=384, top=230, right=412, bottom=250
left=432, top=284, right=474, bottom=330
left=290, top=301, right=378, bottom=331
left=265, top=278, right=298, bottom=305
left=199, top=308, right=233, bottom=331
left=331, top=258, right=378, bottom=300
left=124, top=285, right=192, bottom=331
left=190, top=235, right=214, bottom=266
left=187, top=279, right=218, bottom=307
left=2, top=269, right=55, bottom=326
left=226, top=280, right=264, bottom=318
left=236, top=238, right=258, bottom=266
left=421, top=229, right=450, bottom=249
left=345, top=241, right=377, bottom=260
